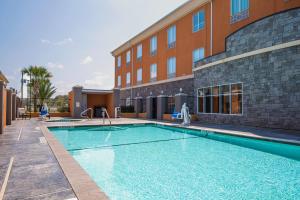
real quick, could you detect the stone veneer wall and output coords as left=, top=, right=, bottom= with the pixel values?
left=120, top=78, right=195, bottom=112
left=194, top=8, right=300, bottom=130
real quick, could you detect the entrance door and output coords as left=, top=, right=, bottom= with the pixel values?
left=152, top=98, right=157, bottom=119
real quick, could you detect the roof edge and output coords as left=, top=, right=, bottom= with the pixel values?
left=0, top=71, right=9, bottom=84
left=111, top=0, right=209, bottom=56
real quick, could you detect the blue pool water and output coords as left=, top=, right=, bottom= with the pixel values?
left=49, top=124, right=300, bottom=200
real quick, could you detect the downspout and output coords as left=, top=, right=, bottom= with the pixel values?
left=131, top=43, right=134, bottom=100
left=210, top=0, right=213, bottom=56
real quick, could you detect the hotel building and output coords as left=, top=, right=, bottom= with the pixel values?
left=111, top=0, right=300, bottom=130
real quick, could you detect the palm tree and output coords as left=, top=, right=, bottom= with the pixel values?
left=22, top=66, right=54, bottom=112
left=39, top=80, right=56, bottom=108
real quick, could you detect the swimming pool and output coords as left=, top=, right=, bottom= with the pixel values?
left=49, top=124, right=300, bottom=200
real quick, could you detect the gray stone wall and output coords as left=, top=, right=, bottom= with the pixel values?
left=194, top=9, right=300, bottom=130
left=196, top=8, right=300, bottom=66
left=120, top=78, right=195, bottom=113
left=120, top=78, right=194, bottom=99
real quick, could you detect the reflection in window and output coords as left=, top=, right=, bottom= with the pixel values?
left=231, top=83, right=243, bottom=114
left=197, top=83, right=243, bottom=115
left=204, top=87, right=211, bottom=113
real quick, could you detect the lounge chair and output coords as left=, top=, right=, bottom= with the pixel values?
left=40, top=109, right=50, bottom=120
left=171, top=109, right=183, bottom=120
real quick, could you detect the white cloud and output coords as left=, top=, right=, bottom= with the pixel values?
left=47, top=62, right=64, bottom=69
left=81, top=56, right=93, bottom=65
left=83, top=72, right=112, bottom=89
left=40, top=37, right=73, bottom=46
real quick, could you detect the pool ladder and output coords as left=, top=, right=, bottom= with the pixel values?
left=80, top=108, right=93, bottom=120
left=102, top=108, right=112, bottom=125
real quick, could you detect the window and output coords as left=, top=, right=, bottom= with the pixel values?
left=150, top=63, right=157, bottom=81
left=167, top=57, right=176, bottom=78
left=117, top=56, right=121, bottom=68
left=126, top=51, right=131, bottom=65
left=193, top=10, right=205, bottom=32
left=220, top=85, right=230, bottom=114
left=126, top=72, right=131, bottom=86
left=197, top=83, right=243, bottom=115
left=193, top=48, right=205, bottom=65
left=204, top=87, right=212, bottom=113
left=150, top=36, right=157, bottom=56
left=117, top=75, right=121, bottom=87
left=230, top=0, right=249, bottom=23
left=137, top=68, right=142, bottom=83
left=137, top=44, right=142, bottom=60
left=231, top=83, right=243, bottom=114
left=197, top=89, right=204, bottom=113
left=167, top=25, right=176, bottom=48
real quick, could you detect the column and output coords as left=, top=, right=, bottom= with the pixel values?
left=157, top=95, right=168, bottom=120
left=6, top=89, right=12, bottom=125
left=0, top=81, right=4, bottom=134
left=146, top=96, right=154, bottom=119
left=12, top=90, right=16, bottom=120
left=72, top=86, right=83, bottom=118
left=134, top=97, right=143, bottom=115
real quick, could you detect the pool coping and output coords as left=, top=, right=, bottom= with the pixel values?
left=40, top=125, right=109, bottom=200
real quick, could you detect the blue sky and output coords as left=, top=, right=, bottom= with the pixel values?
left=0, top=0, right=187, bottom=96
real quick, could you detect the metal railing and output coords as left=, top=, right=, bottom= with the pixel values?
left=80, top=108, right=93, bottom=119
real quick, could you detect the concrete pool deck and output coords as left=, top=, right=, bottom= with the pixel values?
left=0, top=118, right=299, bottom=200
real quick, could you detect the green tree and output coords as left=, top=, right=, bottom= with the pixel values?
left=39, top=80, right=56, bottom=108
left=22, top=66, right=55, bottom=112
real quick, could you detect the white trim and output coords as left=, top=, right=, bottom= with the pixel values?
left=0, top=157, right=14, bottom=200
left=120, top=74, right=194, bottom=91
left=193, top=39, right=300, bottom=72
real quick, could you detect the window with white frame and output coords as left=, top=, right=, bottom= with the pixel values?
left=193, top=10, right=205, bottom=32
left=167, top=25, right=176, bottom=48
left=126, top=51, right=131, bottom=65
left=117, top=75, right=121, bottom=87
left=230, top=0, right=249, bottom=23
left=137, top=68, right=142, bottom=83
left=150, top=36, right=157, bottom=55
left=137, top=44, right=142, bottom=60
left=150, top=63, right=157, bottom=81
left=117, top=56, right=121, bottom=68
left=193, top=48, right=205, bottom=64
left=197, top=83, right=243, bottom=115
left=126, top=72, right=131, bottom=85
left=167, top=57, right=176, bottom=78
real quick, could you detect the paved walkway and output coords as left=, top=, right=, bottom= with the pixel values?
left=0, top=120, right=77, bottom=200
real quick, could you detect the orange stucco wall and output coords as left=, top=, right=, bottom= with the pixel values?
left=114, top=0, right=300, bottom=89
left=87, top=94, right=114, bottom=117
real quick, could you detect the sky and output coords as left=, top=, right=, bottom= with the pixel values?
left=0, top=0, right=187, bottom=97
